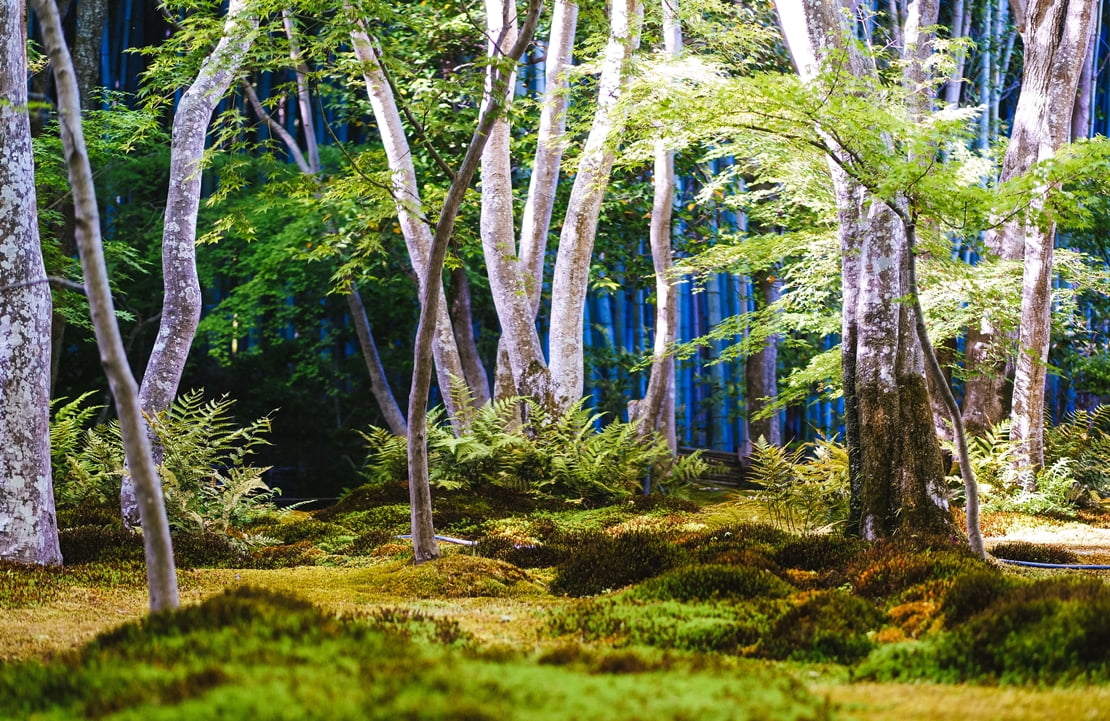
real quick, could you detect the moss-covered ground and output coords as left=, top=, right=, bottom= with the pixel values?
left=4, top=486, right=1110, bottom=720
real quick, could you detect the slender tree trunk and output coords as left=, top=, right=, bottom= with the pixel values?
left=1005, top=0, right=1096, bottom=480
left=346, top=282, right=408, bottom=434
left=403, top=0, right=543, bottom=562
left=632, top=0, right=680, bottom=450
left=0, top=0, right=62, bottom=566
left=32, top=0, right=178, bottom=607
left=122, top=0, right=257, bottom=525
left=448, top=264, right=491, bottom=406
left=548, top=0, right=643, bottom=409
left=745, top=273, right=781, bottom=449
left=350, top=27, right=472, bottom=423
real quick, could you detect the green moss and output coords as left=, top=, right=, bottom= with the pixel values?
left=381, top=554, right=545, bottom=598
left=59, top=525, right=144, bottom=564
left=759, top=590, right=885, bottom=664
left=0, top=586, right=830, bottom=721
left=989, top=540, right=1080, bottom=565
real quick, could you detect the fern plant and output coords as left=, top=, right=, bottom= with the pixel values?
left=150, top=390, right=278, bottom=533
left=358, top=397, right=705, bottom=502
left=1045, top=405, right=1110, bottom=495
left=50, top=389, right=278, bottom=533
left=745, top=435, right=850, bottom=534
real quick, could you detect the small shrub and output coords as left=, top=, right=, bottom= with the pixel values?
left=989, top=540, right=1080, bottom=565
left=759, top=590, right=885, bottom=664
left=550, top=530, right=689, bottom=596
left=628, top=564, right=794, bottom=602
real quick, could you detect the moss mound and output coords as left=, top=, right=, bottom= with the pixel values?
left=759, top=590, right=886, bottom=664
left=989, top=540, right=1081, bottom=565
left=629, top=564, right=794, bottom=603
left=383, top=554, right=544, bottom=598
left=551, top=530, right=689, bottom=596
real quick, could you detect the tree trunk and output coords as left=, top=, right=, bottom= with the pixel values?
left=0, top=0, right=62, bottom=566
left=448, top=264, right=492, bottom=407
left=776, top=0, right=956, bottom=540
left=632, top=0, right=680, bottom=451
left=1006, top=0, right=1097, bottom=480
left=480, top=0, right=554, bottom=406
left=403, top=0, right=544, bottom=563
left=346, top=282, right=408, bottom=435
left=548, top=0, right=642, bottom=409
left=349, top=26, right=473, bottom=424
left=745, top=273, right=781, bottom=449
left=32, top=0, right=179, bottom=608
left=122, top=0, right=257, bottom=525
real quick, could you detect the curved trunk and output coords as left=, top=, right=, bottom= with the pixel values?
left=548, top=0, right=643, bottom=409
left=123, top=0, right=257, bottom=524
left=350, top=26, right=471, bottom=424
left=0, top=0, right=61, bottom=566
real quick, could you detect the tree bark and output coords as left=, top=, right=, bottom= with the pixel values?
left=548, top=0, right=642, bottom=410
left=1006, top=0, right=1096, bottom=480
left=0, top=0, right=62, bottom=566
left=123, top=0, right=257, bottom=525
left=745, top=273, right=781, bottom=449
left=481, top=0, right=554, bottom=406
left=32, top=0, right=179, bottom=607
left=346, top=281, right=408, bottom=435
left=448, top=263, right=492, bottom=406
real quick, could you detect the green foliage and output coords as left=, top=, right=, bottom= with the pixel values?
left=550, top=530, right=690, bottom=597
left=745, top=436, right=850, bottom=533
left=361, top=398, right=707, bottom=503
left=1045, top=405, right=1110, bottom=495
left=51, top=390, right=279, bottom=535
left=847, top=540, right=986, bottom=602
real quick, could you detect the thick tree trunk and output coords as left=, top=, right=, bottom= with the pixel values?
left=548, top=0, right=642, bottom=409
left=123, top=0, right=257, bottom=525
left=776, top=0, right=956, bottom=541
left=32, top=0, right=179, bottom=607
left=0, top=0, right=62, bottom=566
left=350, top=27, right=472, bottom=423
left=480, top=0, right=554, bottom=406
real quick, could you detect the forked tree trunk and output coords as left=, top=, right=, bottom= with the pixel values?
left=548, top=0, right=643, bottom=410
left=402, top=0, right=544, bottom=562
left=1005, top=0, right=1096, bottom=482
left=32, top=0, right=179, bottom=607
left=481, top=0, right=554, bottom=406
left=0, top=0, right=62, bottom=566
left=123, top=0, right=257, bottom=525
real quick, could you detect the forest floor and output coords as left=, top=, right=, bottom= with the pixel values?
left=3, top=499, right=1110, bottom=721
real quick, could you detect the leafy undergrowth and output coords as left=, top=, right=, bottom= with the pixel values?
left=0, top=586, right=830, bottom=721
